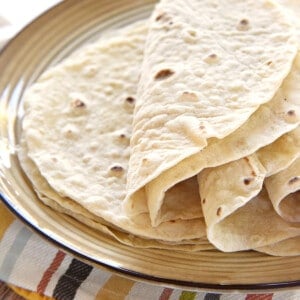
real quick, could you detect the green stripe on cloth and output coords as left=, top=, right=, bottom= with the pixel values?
left=0, top=226, right=32, bottom=281
left=179, top=291, right=197, bottom=300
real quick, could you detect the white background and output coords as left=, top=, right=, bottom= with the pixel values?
left=0, top=0, right=60, bottom=46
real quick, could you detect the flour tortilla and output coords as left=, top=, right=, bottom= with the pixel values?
left=198, top=156, right=300, bottom=252
left=125, top=50, right=300, bottom=227
left=19, top=138, right=213, bottom=250
left=22, top=21, right=207, bottom=242
left=256, top=236, right=300, bottom=256
left=198, top=129, right=300, bottom=252
left=256, top=126, right=300, bottom=177
left=277, top=0, right=300, bottom=41
left=265, top=157, right=300, bottom=223
left=125, top=0, right=298, bottom=226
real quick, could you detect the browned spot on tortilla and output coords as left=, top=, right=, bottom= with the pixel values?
left=156, top=13, right=165, bottom=21
left=237, top=18, right=250, bottom=31
left=72, top=99, right=86, bottom=108
left=267, top=61, right=272, bottom=65
left=155, top=69, right=174, bottom=80
left=289, top=176, right=299, bottom=185
left=217, top=207, right=222, bottom=216
left=180, top=91, right=198, bottom=102
left=125, top=96, right=135, bottom=104
left=240, top=19, right=249, bottom=26
left=244, top=178, right=253, bottom=185
left=119, top=133, right=127, bottom=139
left=287, top=110, right=295, bottom=116
left=243, top=157, right=256, bottom=176
left=188, top=30, right=197, bottom=37
left=202, top=198, right=206, bottom=204
left=155, top=12, right=170, bottom=22
left=110, top=165, right=124, bottom=172
left=209, top=53, right=217, bottom=59
left=200, top=125, right=205, bottom=130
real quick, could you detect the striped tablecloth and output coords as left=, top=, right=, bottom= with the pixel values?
left=0, top=202, right=299, bottom=300
left=0, top=3, right=299, bottom=300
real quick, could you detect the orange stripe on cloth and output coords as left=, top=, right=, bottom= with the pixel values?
left=36, top=250, right=66, bottom=294
left=95, top=275, right=135, bottom=300
left=159, top=288, right=173, bottom=300
left=0, top=202, right=15, bottom=239
left=246, top=294, right=273, bottom=300
left=8, top=284, right=55, bottom=300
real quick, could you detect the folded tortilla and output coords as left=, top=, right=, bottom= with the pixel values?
left=255, top=236, right=300, bottom=256
left=125, top=51, right=300, bottom=227
left=19, top=137, right=213, bottom=251
left=256, top=126, right=300, bottom=177
left=22, top=22, right=208, bottom=243
left=124, top=0, right=298, bottom=227
left=198, top=133, right=300, bottom=251
left=265, top=157, right=300, bottom=222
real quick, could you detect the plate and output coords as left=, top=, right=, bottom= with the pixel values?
left=0, top=0, right=299, bottom=292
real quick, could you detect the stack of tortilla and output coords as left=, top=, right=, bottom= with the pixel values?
left=20, top=0, right=300, bottom=255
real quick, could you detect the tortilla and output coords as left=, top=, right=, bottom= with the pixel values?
left=125, top=51, right=300, bottom=227
left=198, top=157, right=300, bottom=252
left=197, top=124, right=300, bottom=251
left=20, top=137, right=214, bottom=250
left=265, top=157, right=300, bottom=223
left=256, top=126, right=300, bottom=176
left=22, top=21, right=207, bottom=243
left=125, top=0, right=298, bottom=227
left=256, top=236, right=300, bottom=256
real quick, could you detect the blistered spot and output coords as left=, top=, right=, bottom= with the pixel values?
left=83, top=66, right=97, bottom=77
left=179, top=92, right=198, bottom=102
left=71, top=99, right=86, bottom=108
left=237, top=19, right=250, bottom=31
left=110, top=165, right=124, bottom=172
left=288, top=176, right=299, bottom=185
left=217, top=207, right=222, bottom=216
left=155, top=12, right=170, bottom=22
left=243, top=178, right=253, bottom=185
left=154, top=69, right=175, bottom=80
left=204, top=53, right=219, bottom=64
left=82, top=156, right=91, bottom=163
left=188, top=30, right=197, bottom=37
left=202, top=198, right=206, bottom=204
left=62, top=125, right=79, bottom=139
left=125, top=96, right=135, bottom=104
left=284, top=109, right=297, bottom=123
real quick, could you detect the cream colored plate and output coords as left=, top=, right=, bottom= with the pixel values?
left=0, top=0, right=299, bottom=292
